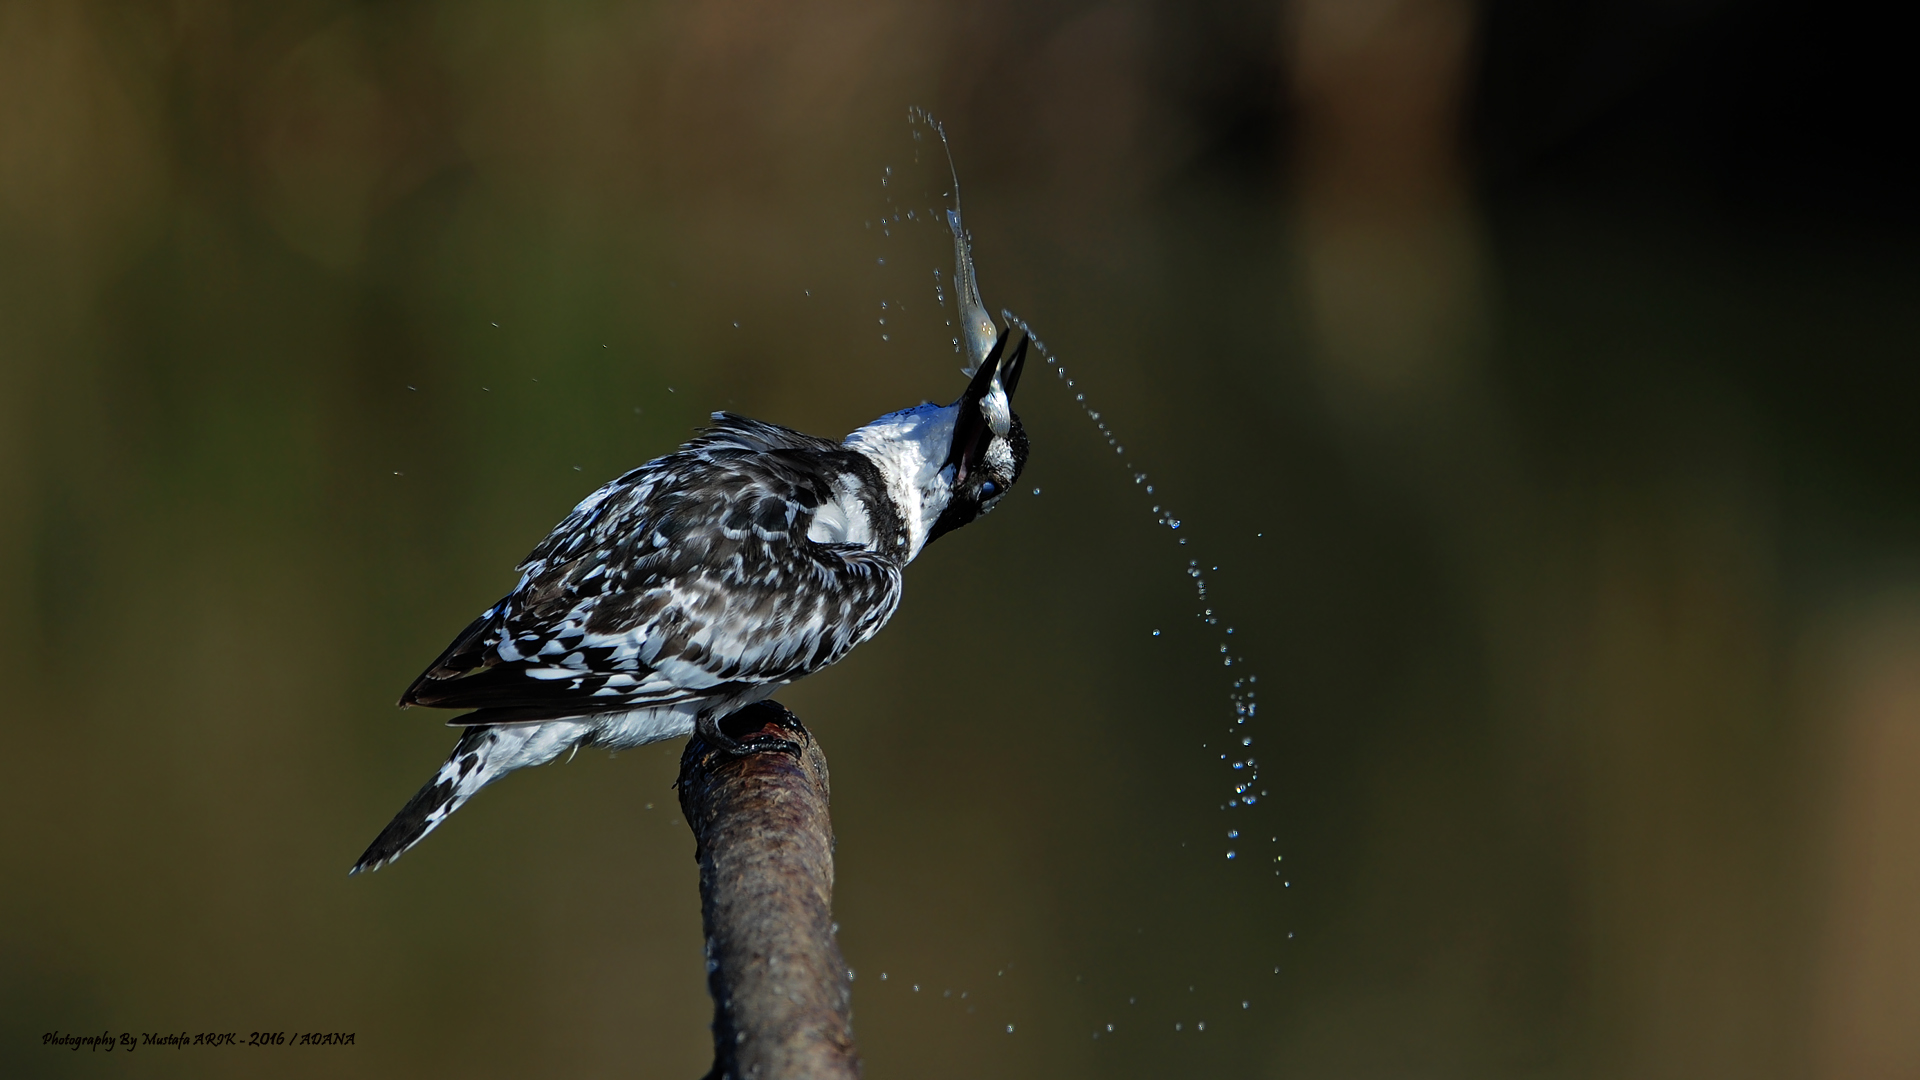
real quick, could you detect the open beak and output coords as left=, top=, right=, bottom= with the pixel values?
left=945, top=321, right=1029, bottom=484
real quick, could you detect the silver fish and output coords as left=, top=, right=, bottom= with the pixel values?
left=929, top=116, right=999, bottom=379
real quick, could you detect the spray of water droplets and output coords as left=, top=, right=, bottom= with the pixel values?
left=995, top=311, right=1265, bottom=834
left=864, top=107, right=1294, bottom=1035
left=891, top=106, right=1270, bottom=866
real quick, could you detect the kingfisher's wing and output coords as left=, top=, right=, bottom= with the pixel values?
left=400, top=415, right=904, bottom=723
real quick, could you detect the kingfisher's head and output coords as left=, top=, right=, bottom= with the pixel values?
left=926, top=323, right=1030, bottom=545
left=842, top=323, right=1031, bottom=563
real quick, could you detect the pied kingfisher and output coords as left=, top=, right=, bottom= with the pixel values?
left=351, top=321, right=1030, bottom=873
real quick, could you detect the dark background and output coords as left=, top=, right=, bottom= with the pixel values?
left=3, top=1, right=1914, bottom=1077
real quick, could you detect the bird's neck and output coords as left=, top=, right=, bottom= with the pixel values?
left=843, top=402, right=958, bottom=564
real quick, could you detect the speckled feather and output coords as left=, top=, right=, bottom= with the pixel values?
left=400, top=414, right=908, bottom=726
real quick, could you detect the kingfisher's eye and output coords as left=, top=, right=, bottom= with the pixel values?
left=979, top=481, right=998, bottom=498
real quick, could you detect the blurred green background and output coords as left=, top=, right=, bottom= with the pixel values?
left=3, top=1, right=1915, bottom=1077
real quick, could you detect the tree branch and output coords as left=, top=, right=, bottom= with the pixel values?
left=677, top=701, right=860, bottom=1080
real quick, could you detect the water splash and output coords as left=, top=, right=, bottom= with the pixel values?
left=892, top=109, right=1270, bottom=853
left=875, top=113, right=1288, bottom=1029
left=997, top=311, right=1266, bottom=828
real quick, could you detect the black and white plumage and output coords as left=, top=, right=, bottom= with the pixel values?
left=351, top=325, right=1030, bottom=873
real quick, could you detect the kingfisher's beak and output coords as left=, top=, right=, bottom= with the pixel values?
left=946, top=323, right=1029, bottom=484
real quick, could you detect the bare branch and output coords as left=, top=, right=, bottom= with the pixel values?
left=678, top=701, right=860, bottom=1080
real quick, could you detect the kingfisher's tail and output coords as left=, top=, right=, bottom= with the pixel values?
left=350, top=721, right=585, bottom=874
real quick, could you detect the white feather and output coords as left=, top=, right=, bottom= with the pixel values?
left=805, top=473, right=876, bottom=546
left=843, top=402, right=959, bottom=563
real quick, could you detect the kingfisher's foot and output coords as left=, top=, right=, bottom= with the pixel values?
left=699, top=707, right=804, bottom=758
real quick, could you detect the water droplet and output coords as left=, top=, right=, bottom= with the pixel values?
left=1006, top=1025, right=1014, bottom=1033
left=1152, top=629, right=1161, bottom=637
